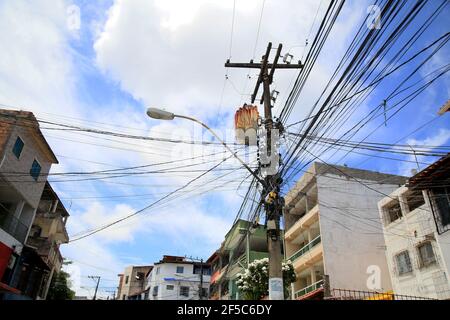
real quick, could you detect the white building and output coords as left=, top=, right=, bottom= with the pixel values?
left=145, top=255, right=210, bottom=300
left=284, top=162, right=407, bottom=299
left=378, top=154, right=450, bottom=299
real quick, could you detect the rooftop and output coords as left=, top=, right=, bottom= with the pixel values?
left=407, top=153, right=450, bottom=190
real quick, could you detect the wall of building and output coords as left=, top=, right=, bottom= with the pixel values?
left=316, top=174, right=398, bottom=292
left=146, top=263, right=210, bottom=300
left=379, top=187, right=450, bottom=299
left=0, top=125, right=52, bottom=208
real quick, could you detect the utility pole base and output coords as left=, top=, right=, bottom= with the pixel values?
left=269, top=278, right=284, bottom=300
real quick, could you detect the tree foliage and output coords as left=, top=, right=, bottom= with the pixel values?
left=46, top=271, right=75, bottom=300
left=236, top=258, right=296, bottom=300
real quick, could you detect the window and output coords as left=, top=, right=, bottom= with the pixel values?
left=156, top=266, right=160, bottom=275
left=406, top=190, right=425, bottom=212
left=194, top=265, right=212, bottom=275
left=385, top=200, right=402, bottom=224
left=125, top=275, right=129, bottom=284
left=29, top=159, right=41, bottom=181
left=166, top=285, right=174, bottom=290
left=152, top=286, right=158, bottom=296
left=180, top=286, right=189, bottom=297
left=176, top=266, right=184, bottom=274
left=417, top=242, right=436, bottom=268
left=12, top=137, right=24, bottom=159
left=144, top=291, right=149, bottom=300
left=433, top=187, right=450, bottom=227
left=395, top=251, right=413, bottom=275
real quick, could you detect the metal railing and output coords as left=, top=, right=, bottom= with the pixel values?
left=288, top=235, right=321, bottom=262
left=329, top=288, right=436, bottom=300
left=0, top=212, right=28, bottom=243
left=294, top=279, right=324, bottom=299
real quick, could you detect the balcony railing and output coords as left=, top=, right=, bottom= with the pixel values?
left=288, top=235, right=321, bottom=262
left=0, top=212, right=28, bottom=243
left=294, top=279, right=324, bottom=299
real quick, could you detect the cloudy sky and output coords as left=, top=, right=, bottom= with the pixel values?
left=0, top=0, right=448, bottom=298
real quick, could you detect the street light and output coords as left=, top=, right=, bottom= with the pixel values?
left=146, top=107, right=265, bottom=185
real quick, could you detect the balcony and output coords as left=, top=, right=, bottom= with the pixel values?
left=235, top=251, right=268, bottom=269
left=288, top=235, right=321, bottom=262
left=294, top=279, right=324, bottom=299
left=285, top=204, right=319, bottom=241
left=0, top=211, right=28, bottom=243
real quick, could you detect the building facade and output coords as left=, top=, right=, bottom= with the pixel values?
left=0, top=109, right=59, bottom=298
left=284, top=162, right=407, bottom=299
left=145, top=256, right=210, bottom=300
left=117, top=265, right=153, bottom=300
left=378, top=154, right=450, bottom=299
left=25, top=182, right=69, bottom=299
left=208, top=219, right=269, bottom=300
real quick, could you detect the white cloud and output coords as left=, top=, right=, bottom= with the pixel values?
left=93, top=0, right=345, bottom=121
left=397, top=128, right=450, bottom=176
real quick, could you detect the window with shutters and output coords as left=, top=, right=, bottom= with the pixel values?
left=395, top=250, right=413, bottom=275
left=417, top=241, right=436, bottom=268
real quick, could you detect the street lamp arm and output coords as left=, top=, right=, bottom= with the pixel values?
left=173, top=114, right=264, bottom=186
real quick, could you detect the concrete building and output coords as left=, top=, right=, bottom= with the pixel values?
left=117, top=265, right=153, bottom=300
left=208, top=219, right=270, bottom=300
left=378, top=154, right=450, bottom=299
left=284, top=162, right=407, bottom=300
left=26, top=182, right=69, bottom=299
left=0, top=109, right=58, bottom=298
left=145, top=255, right=210, bottom=300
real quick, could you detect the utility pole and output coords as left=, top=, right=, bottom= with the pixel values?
left=88, top=275, right=101, bottom=300
left=199, top=259, right=204, bottom=300
left=225, top=42, right=302, bottom=300
left=186, top=256, right=207, bottom=300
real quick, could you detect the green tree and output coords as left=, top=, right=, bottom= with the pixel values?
left=236, top=258, right=296, bottom=300
left=46, top=270, right=75, bottom=300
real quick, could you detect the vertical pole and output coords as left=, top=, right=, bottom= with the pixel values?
left=199, top=259, right=203, bottom=300
left=92, top=276, right=100, bottom=300
left=262, top=49, right=284, bottom=301
left=323, top=274, right=331, bottom=299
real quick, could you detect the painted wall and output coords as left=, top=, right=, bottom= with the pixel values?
left=379, top=187, right=450, bottom=299
left=120, top=266, right=151, bottom=299
left=0, top=241, right=13, bottom=280
left=0, top=125, right=52, bottom=208
left=316, top=174, right=398, bottom=293
left=146, top=263, right=210, bottom=300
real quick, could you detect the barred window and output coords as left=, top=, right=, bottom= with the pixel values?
left=433, top=188, right=450, bottom=227
left=180, top=286, right=189, bottom=297
left=417, top=242, right=436, bottom=268
left=385, top=200, right=402, bottom=224
left=395, top=250, right=412, bottom=275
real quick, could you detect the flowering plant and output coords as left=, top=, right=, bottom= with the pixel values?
left=236, top=258, right=296, bottom=300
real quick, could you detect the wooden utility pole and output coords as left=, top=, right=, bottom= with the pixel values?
left=199, top=259, right=204, bottom=300
left=88, top=275, right=101, bottom=300
left=225, top=42, right=302, bottom=300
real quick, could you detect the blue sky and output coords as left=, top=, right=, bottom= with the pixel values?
left=0, top=0, right=448, bottom=298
